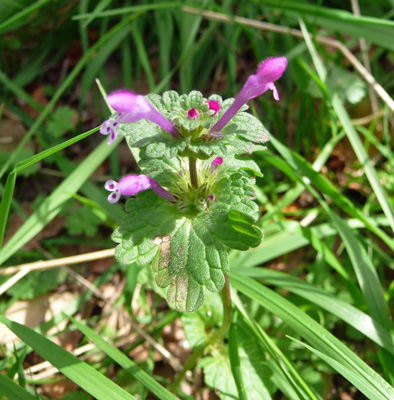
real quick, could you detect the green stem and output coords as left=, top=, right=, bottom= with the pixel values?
left=170, top=274, right=232, bottom=393
left=189, top=156, right=198, bottom=189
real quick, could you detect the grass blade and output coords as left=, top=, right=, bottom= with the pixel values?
left=0, top=15, right=135, bottom=180
left=0, top=0, right=52, bottom=33
left=240, top=268, right=394, bottom=356
left=266, top=139, right=394, bottom=253
left=0, top=372, right=38, bottom=400
left=289, top=336, right=390, bottom=400
left=228, top=310, right=248, bottom=400
left=0, top=138, right=120, bottom=265
left=0, top=315, right=137, bottom=400
left=299, top=19, right=394, bottom=234
left=230, top=272, right=394, bottom=400
left=69, top=316, right=179, bottom=400
left=232, top=294, right=320, bottom=400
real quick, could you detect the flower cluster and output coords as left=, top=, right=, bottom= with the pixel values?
left=100, top=56, right=287, bottom=311
left=101, top=56, right=287, bottom=203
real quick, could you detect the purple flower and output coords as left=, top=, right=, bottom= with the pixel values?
left=210, top=157, right=223, bottom=173
left=187, top=108, right=199, bottom=120
left=207, top=100, right=221, bottom=116
left=100, top=90, right=179, bottom=144
left=105, top=174, right=176, bottom=204
left=211, top=57, right=287, bottom=133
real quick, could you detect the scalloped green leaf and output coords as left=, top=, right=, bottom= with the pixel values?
left=112, top=192, right=229, bottom=312
left=213, top=209, right=262, bottom=251
left=227, top=111, right=270, bottom=144
left=213, top=172, right=260, bottom=221
left=111, top=171, right=261, bottom=311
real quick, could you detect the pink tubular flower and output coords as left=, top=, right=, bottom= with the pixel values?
left=105, top=174, right=176, bottom=204
left=207, top=100, right=221, bottom=115
left=100, top=90, right=179, bottom=144
left=210, top=157, right=223, bottom=173
left=211, top=57, right=287, bottom=133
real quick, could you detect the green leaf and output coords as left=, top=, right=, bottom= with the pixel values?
left=199, top=320, right=273, bottom=400
left=112, top=192, right=229, bottom=312
left=199, top=349, right=237, bottom=399
left=181, top=291, right=223, bottom=348
left=213, top=209, right=262, bottom=251
left=327, top=65, right=366, bottom=104
left=0, top=315, right=137, bottom=400
left=46, top=106, right=77, bottom=139
left=112, top=167, right=261, bottom=311
left=65, top=205, right=103, bottom=237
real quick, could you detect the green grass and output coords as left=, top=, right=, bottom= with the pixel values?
left=1, top=1, right=394, bottom=399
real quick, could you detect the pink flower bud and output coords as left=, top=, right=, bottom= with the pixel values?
left=210, top=157, right=223, bottom=173
left=187, top=108, right=199, bottom=120
left=207, top=100, right=221, bottom=116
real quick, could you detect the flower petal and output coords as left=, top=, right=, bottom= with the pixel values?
left=105, top=179, right=118, bottom=191
left=107, top=90, right=151, bottom=114
left=108, top=190, right=121, bottom=204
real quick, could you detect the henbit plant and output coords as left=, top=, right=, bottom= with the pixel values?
left=99, top=56, right=287, bottom=315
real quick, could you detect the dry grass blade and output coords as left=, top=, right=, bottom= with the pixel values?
left=0, top=248, right=116, bottom=276
left=0, top=268, right=31, bottom=296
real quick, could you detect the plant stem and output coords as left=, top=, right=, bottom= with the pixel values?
left=170, top=274, right=232, bottom=393
left=189, top=156, right=198, bottom=188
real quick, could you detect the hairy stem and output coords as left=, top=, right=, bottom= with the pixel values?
left=170, top=274, right=232, bottom=393
left=189, top=156, right=198, bottom=189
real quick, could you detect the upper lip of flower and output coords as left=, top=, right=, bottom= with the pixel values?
left=108, top=90, right=180, bottom=137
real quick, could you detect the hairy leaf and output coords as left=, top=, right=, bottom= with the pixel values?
left=112, top=171, right=261, bottom=311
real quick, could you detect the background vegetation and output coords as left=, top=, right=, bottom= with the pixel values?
left=1, top=0, right=394, bottom=399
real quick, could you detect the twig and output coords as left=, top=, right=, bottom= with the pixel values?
left=64, top=266, right=104, bottom=299
left=0, top=267, right=30, bottom=296
left=125, top=313, right=183, bottom=371
left=0, top=248, right=115, bottom=276
left=350, top=0, right=380, bottom=117
left=300, top=210, right=319, bottom=227
left=182, top=6, right=394, bottom=113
